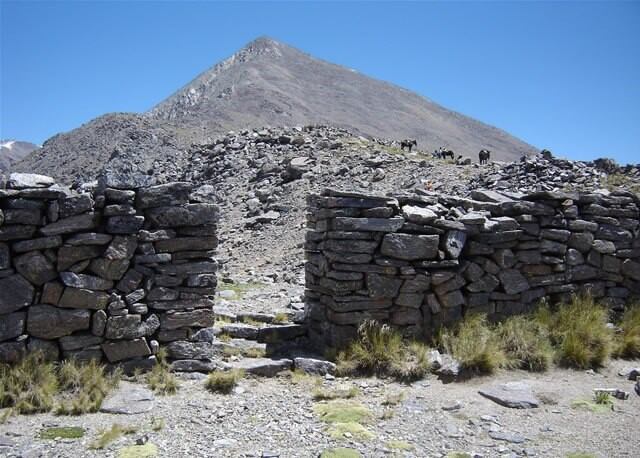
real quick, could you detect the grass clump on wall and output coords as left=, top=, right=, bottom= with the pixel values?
left=336, top=320, right=430, bottom=382
left=438, top=314, right=505, bottom=375
left=614, top=304, right=640, bottom=359
left=535, top=295, right=613, bottom=369
left=497, top=315, right=554, bottom=372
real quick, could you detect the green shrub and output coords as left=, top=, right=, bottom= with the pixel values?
left=594, top=391, right=612, bottom=406
left=614, top=304, right=640, bottom=359
left=439, top=314, right=505, bottom=374
left=205, top=369, right=244, bottom=394
left=536, top=295, right=613, bottom=369
left=497, top=315, right=554, bottom=371
left=336, top=320, right=430, bottom=382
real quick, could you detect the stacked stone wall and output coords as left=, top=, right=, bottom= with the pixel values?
left=305, top=188, right=640, bottom=349
left=0, top=173, right=218, bottom=372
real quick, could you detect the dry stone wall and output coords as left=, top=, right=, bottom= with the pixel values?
left=0, top=173, right=218, bottom=372
left=305, top=188, right=640, bottom=349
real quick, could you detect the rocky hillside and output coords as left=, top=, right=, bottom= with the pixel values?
left=12, top=121, right=639, bottom=281
left=0, top=140, right=39, bottom=173
left=160, top=126, right=638, bottom=281
left=16, top=37, right=538, bottom=184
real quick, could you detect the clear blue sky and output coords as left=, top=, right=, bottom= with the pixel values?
left=1, top=1, right=639, bottom=164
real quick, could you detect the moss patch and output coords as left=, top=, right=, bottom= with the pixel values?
left=314, top=401, right=372, bottom=424
left=312, top=385, right=359, bottom=401
left=118, top=443, right=158, bottom=458
left=320, top=448, right=362, bottom=458
left=328, top=422, right=374, bottom=441
left=386, top=440, right=413, bottom=450
left=38, top=426, right=85, bottom=440
left=570, top=399, right=613, bottom=413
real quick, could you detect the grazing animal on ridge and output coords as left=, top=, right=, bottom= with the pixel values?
left=400, top=139, right=417, bottom=152
left=441, top=148, right=454, bottom=160
left=478, top=149, right=491, bottom=165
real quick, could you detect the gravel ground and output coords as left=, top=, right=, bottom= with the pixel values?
left=2, top=359, right=638, bottom=458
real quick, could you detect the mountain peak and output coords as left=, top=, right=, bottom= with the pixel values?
left=148, top=38, right=536, bottom=161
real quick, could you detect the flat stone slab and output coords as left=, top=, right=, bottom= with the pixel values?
left=488, top=430, right=526, bottom=444
left=479, top=381, right=539, bottom=409
left=0, top=435, right=16, bottom=447
left=100, top=382, right=155, bottom=414
left=231, top=358, right=292, bottom=377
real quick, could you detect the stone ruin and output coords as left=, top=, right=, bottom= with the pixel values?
left=3, top=171, right=640, bottom=366
left=304, top=188, right=640, bottom=350
left=0, top=173, right=219, bottom=371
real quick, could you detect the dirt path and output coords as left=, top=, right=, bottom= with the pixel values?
left=1, top=359, right=638, bottom=458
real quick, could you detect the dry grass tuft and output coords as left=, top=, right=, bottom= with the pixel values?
left=438, top=314, right=505, bottom=374
left=497, top=315, right=554, bottom=371
left=147, top=349, right=179, bottom=395
left=205, top=369, right=244, bottom=394
left=535, top=295, right=613, bottom=369
left=56, top=359, right=119, bottom=415
left=614, top=304, right=640, bottom=359
left=0, top=352, right=58, bottom=414
left=90, top=423, right=138, bottom=449
left=336, top=320, right=430, bottom=382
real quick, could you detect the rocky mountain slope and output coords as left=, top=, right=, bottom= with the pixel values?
left=150, top=37, right=537, bottom=162
left=161, top=126, right=638, bottom=281
left=16, top=37, right=538, bottom=184
left=0, top=139, right=39, bottom=173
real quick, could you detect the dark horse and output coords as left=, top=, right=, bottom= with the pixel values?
left=400, top=139, right=417, bottom=152
left=478, top=149, right=491, bottom=165
left=440, top=148, right=454, bottom=160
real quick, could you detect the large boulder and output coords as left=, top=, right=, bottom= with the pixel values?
left=13, top=251, right=57, bottom=286
left=380, top=233, right=439, bottom=260
left=102, top=338, right=151, bottom=363
left=146, top=204, right=219, bottom=227
left=27, top=305, right=91, bottom=339
left=136, top=182, right=192, bottom=209
left=0, top=274, right=34, bottom=314
left=0, top=311, right=26, bottom=342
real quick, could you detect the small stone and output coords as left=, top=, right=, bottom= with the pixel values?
left=60, top=272, right=114, bottom=291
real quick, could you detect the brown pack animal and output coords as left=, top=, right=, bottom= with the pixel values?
left=478, top=149, right=491, bottom=164
left=400, top=139, right=417, bottom=152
